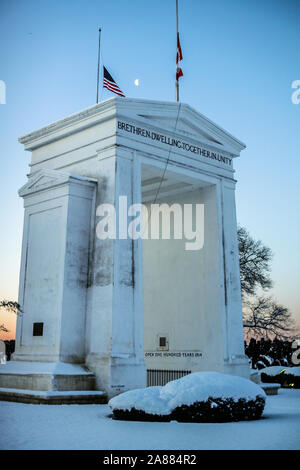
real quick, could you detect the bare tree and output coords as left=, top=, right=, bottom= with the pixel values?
left=238, top=227, right=296, bottom=339
left=243, top=296, right=295, bottom=340
left=0, top=301, right=21, bottom=333
left=238, top=226, right=273, bottom=297
left=0, top=324, right=9, bottom=333
left=0, top=301, right=21, bottom=312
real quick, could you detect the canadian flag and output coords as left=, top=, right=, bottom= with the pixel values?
left=176, top=32, right=183, bottom=81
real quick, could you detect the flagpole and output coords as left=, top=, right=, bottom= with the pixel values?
left=96, top=27, right=102, bottom=104
left=175, top=0, right=179, bottom=102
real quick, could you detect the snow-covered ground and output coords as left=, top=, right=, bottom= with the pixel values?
left=0, top=389, right=299, bottom=450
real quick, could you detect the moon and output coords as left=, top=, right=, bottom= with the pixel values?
left=134, top=79, right=139, bottom=86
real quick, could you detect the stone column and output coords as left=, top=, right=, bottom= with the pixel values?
left=220, top=179, right=249, bottom=377
left=13, top=171, right=96, bottom=363
left=85, top=146, right=146, bottom=397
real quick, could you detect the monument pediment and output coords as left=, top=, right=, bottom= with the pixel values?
left=137, top=115, right=223, bottom=146
left=116, top=99, right=246, bottom=155
left=19, top=98, right=245, bottom=157
left=18, top=169, right=95, bottom=197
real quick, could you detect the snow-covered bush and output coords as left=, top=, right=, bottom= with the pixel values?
left=245, top=338, right=295, bottom=369
left=109, top=372, right=266, bottom=423
left=282, top=367, right=300, bottom=388
left=109, top=386, right=171, bottom=422
left=261, top=366, right=300, bottom=388
left=254, top=354, right=282, bottom=370
left=260, top=366, right=286, bottom=386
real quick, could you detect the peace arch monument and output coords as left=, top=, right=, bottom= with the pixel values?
left=0, top=98, right=249, bottom=402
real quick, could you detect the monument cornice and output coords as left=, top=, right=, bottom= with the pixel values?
left=18, top=98, right=246, bottom=156
left=18, top=99, right=118, bottom=150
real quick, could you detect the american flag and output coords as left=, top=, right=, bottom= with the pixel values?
left=103, top=66, right=125, bottom=97
left=176, top=32, right=183, bottom=81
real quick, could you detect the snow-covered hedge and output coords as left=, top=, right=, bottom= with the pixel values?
left=283, top=367, right=300, bottom=388
left=261, top=366, right=300, bottom=388
left=260, top=366, right=287, bottom=377
left=109, top=372, right=266, bottom=423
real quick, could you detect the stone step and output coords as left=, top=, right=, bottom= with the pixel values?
left=0, top=361, right=96, bottom=392
left=0, top=387, right=107, bottom=404
left=261, top=383, right=281, bottom=395
left=0, top=371, right=96, bottom=391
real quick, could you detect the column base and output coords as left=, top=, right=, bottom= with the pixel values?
left=86, top=353, right=147, bottom=399
left=223, top=355, right=250, bottom=379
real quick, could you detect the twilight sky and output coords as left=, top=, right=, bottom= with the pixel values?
left=0, top=0, right=299, bottom=339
